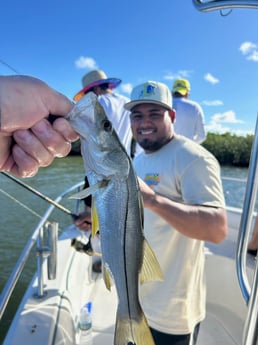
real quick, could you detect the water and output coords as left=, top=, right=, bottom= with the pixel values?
left=0, top=155, right=85, bottom=343
left=0, top=160, right=253, bottom=342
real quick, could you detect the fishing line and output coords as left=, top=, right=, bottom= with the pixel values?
left=0, top=58, right=20, bottom=74
left=1, top=172, right=79, bottom=221
left=0, top=188, right=42, bottom=219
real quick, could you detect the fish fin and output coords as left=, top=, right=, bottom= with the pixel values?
left=140, top=239, right=163, bottom=284
left=68, top=180, right=109, bottom=200
left=103, top=265, right=113, bottom=291
left=91, top=198, right=99, bottom=238
left=114, top=313, right=155, bottom=345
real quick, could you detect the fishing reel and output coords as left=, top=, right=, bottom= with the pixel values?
left=71, top=235, right=94, bottom=256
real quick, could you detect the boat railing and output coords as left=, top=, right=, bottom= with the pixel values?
left=192, top=0, right=258, bottom=11
left=0, top=180, right=84, bottom=321
left=192, top=1, right=258, bottom=342
left=236, top=115, right=258, bottom=345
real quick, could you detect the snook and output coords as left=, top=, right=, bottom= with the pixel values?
left=67, top=92, right=163, bottom=345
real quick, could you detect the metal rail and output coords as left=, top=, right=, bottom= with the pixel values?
left=192, top=0, right=258, bottom=11
left=0, top=181, right=84, bottom=321
left=192, top=0, right=258, bottom=339
left=235, top=115, right=258, bottom=345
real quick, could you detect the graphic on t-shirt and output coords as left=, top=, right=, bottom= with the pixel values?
left=144, top=173, right=160, bottom=188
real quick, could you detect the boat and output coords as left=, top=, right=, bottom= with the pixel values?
left=0, top=171, right=257, bottom=345
left=1, top=143, right=258, bottom=344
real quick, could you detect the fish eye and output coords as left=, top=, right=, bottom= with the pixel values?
left=103, top=120, right=112, bottom=132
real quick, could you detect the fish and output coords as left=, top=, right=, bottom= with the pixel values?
left=67, top=92, right=163, bottom=345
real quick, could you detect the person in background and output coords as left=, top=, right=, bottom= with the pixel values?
left=124, top=81, right=227, bottom=345
left=73, top=69, right=134, bottom=155
left=172, top=78, right=206, bottom=144
left=0, top=75, right=78, bottom=178
left=247, top=216, right=258, bottom=256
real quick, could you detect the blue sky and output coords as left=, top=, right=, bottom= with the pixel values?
left=1, top=0, right=257, bottom=136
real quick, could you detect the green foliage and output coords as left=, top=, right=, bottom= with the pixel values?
left=202, top=132, right=254, bottom=167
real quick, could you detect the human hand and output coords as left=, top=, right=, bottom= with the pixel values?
left=0, top=75, right=79, bottom=177
left=0, top=75, right=74, bottom=130
left=74, top=209, right=92, bottom=232
left=137, top=176, right=156, bottom=208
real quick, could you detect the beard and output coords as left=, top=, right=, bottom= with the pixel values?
left=138, top=138, right=168, bottom=152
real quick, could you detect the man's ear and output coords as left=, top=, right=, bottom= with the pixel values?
left=169, top=109, right=176, bottom=123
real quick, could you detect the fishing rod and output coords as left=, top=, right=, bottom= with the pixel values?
left=1, top=172, right=95, bottom=256
left=1, top=172, right=79, bottom=221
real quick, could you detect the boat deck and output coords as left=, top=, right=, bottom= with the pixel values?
left=2, top=216, right=257, bottom=345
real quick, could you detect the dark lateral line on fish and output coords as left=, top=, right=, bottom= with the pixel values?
left=1, top=172, right=80, bottom=221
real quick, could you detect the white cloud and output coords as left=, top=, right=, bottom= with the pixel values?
left=163, top=70, right=192, bottom=81
left=202, top=100, right=223, bottom=106
left=164, top=73, right=176, bottom=81
left=75, top=56, right=97, bottom=69
left=204, top=73, right=219, bottom=84
left=206, top=110, right=252, bottom=135
left=120, top=83, right=133, bottom=95
left=177, top=70, right=192, bottom=78
left=239, top=41, right=257, bottom=55
left=247, top=50, right=258, bottom=62
left=206, top=122, right=253, bottom=136
left=239, top=41, right=258, bottom=62
left=212, top=110, right=244, bottom=124
left=205, top=122, right=231, bottom=134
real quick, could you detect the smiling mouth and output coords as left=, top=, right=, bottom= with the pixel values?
left=139, top=129, right=155, bottom=135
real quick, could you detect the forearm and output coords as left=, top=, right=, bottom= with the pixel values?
left=147, top=192, right=227, bottom=243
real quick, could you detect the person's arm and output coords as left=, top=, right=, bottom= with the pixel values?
left=248, top=216, right=258, bottom=250
left=138, top=177, right=227, bottom=243
left=194, top=104, right=206, bottom=144
left=0, top=75, right=79, bottom=177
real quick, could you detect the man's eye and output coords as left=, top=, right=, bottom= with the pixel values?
left=132, top=115, right=142, bottom=121
left=103, top=120, right=112, bottom=132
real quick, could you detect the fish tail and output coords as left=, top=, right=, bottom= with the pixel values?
left=114, top=313, right=155, bottom=345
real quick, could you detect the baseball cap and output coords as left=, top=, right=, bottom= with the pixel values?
left=172, top=79, right=191, bottom=96
left=73, top=70, right=121, bottom=101
left=124, top=81, right=172, bottom=111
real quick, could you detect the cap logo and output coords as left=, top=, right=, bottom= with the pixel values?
left=175, top=82, right=186, bottom=89
left=138, top=83, right=156, bottom=98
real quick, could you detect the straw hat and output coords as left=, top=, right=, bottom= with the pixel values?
left=73, top=70, right=121, bottom=101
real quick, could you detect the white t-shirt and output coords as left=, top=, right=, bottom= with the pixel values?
left=99, top=92, right=133, bottom=155
left=134, top=135, right=225, bottom=334
left=173, top=97, right=206, bottom=144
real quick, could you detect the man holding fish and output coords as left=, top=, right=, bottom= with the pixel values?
left=67, top=81, right=227, bottom=345
left=124, top=81, right=227, bottom=345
